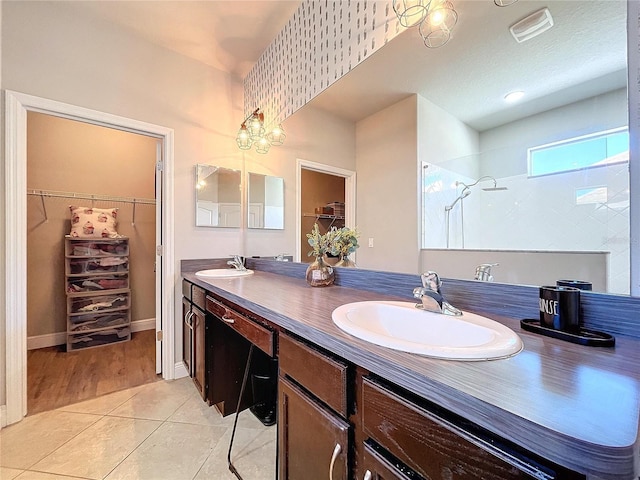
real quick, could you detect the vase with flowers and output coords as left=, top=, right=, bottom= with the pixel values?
left=305, top=223, right=335, bottom=287
left=330, top=226, right=359, bottom=268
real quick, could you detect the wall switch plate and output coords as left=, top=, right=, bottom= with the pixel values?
left=368, top=238, right=374, bottom=248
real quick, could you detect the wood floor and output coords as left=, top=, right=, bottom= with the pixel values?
left=27, top=329, right=160, bottom=415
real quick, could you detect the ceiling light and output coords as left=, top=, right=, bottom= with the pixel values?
left=419, top=0, right=458, bottom=48
left=393, top=0, right=458, bottom=49
left=504, top=91, right=524, bottom=102
left=392, top=0, right=429, bottom=28
left=510, top=8, right=553, bottom=43
left=494, top=0, right=519, bottom=6
left=235, top=108, right=285, bottom=154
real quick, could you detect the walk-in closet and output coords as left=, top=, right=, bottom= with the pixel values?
left=26, top=112, right=160, bottom=414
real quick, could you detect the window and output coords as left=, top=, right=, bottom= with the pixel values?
left=528, top=128, right=629, bottom=177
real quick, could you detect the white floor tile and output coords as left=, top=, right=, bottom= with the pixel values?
left=168, top=397, right=268, bottom=430
left=58, top=385, right=147, bottom=416
left=0, top=411, right=100, bottom=470
left=31, top=416, right=161, bottom=480
left=194, top=426, right=277, bottom=480
left=104, top=421, right=228, bottom=480
left=14, top=472, right=92, bottom=480
left=107, top=380, right=194, bottom=421
left=0, top=467, right=24, bottom=479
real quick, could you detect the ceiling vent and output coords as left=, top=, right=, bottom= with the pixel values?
left=509, top=7, right=554, bottom=43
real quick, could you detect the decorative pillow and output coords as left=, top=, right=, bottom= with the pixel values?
left=69, top=206, right=120, bottom=238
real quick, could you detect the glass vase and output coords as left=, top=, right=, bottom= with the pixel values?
left=305, top=256, right=335, bottom=287
left=335, top=255, right=357, bottom=268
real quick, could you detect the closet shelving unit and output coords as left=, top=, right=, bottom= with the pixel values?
left=65, top=236, right=132, bottom=351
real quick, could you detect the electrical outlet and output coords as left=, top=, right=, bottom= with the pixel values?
left=368, top=238, right=374, bottom=248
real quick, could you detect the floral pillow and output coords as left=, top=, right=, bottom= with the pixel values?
left=69, top=206, right=120, bottom=238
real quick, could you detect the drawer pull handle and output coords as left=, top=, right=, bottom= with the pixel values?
left=363, top=470, right=372, bottom=480
left=222, top=315, right=235, bottom=324
left=329, top=443, right=341, bottom=480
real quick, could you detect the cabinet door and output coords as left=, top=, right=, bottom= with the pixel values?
left=192, top=306, right=207, bottom=401
left=278, top=376, right=349, bottom=480
left=181, top=298, right=192, bottom=376
left=358, top=441, right=414, bottom=480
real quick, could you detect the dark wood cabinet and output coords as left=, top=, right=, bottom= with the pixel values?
left=182, top=281, right=209, bottom=402
left=278, top=376, right=349, bottom=480
left=191, top=306, right=207, bottom=399
left=360, top=376, right=584, bottom=480
left=181, top=297, right=192, bottom=376
left=278, top=333, right=351, bottom=480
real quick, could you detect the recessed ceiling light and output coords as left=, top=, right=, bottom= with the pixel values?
left=504, top=91, right=524, bottom=102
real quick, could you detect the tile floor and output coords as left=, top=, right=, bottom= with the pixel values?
left=0, top=378, right=276, bottom=480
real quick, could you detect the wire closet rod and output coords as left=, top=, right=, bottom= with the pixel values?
left=27, top=189, right=156, bottom=224
left=27, top=189, right=156, bottom=205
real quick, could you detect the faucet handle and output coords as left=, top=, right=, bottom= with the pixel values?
left=474, top=263, right=498, bottom=281
left=421, top=271, right=442, bottom=293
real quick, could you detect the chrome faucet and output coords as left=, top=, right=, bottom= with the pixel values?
left=413, top=271, right=462, bottom=316
left=474, top=263, right=498, bottom=282
left=227, top=255, right=246, bottom=271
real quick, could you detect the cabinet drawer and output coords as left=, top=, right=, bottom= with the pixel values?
left=68, top=310, right=130, bottom=332
left=67, top=325, right=131, bottom=351
left=192, top=285, right=206, bottom=310
left=65, top=239, right=129, bottom=257
left=206, top=296, right=274, bottom=357
left=279, top=334, right=348, bottom=417
left=362, top=377, right=557, bottom=480
left=182, top=280, right=192, bottom=300
left=67, top=257, right=128, bottom=275
left=68, top=292, right=130, bottom=315
left=66, top=274, right=129, bottom=293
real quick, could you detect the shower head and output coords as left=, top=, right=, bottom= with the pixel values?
left=482, top=186, right=508, bottom=191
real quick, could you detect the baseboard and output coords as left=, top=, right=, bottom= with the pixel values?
left=0, top=405, right=7, bottom=429
left=174, top=361, right=189, bottom=379
left=27, top=318, right=156, bottom=350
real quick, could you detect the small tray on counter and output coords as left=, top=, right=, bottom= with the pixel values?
left=520, top=319, right=615, bottom=347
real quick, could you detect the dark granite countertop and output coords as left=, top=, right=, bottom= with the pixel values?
left=182, top=267, right=640, bottom=479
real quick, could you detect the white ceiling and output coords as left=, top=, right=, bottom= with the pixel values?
left=308, top=0, right=628, bottom=130
left=65, top=0, right=627, bottom=131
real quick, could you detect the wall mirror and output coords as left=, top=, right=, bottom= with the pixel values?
left=247, top=172, right=285, bottom=230
left=195, top=165, right=241, bottom=228
left=296, top=0, right=631, bottom=294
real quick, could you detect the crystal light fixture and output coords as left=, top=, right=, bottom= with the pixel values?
left=393, top=0, right=458, bottom=49
left=392, top=0, right=429, bottom=28
left=235, top=108, right=285, bottom=154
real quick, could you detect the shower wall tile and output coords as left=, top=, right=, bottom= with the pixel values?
left=422, top=162, right=630, bottom=294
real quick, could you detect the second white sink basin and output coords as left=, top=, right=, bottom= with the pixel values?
left=195, top=269, right=254, bottom=278
left=332, top=301, right=522, bottom=361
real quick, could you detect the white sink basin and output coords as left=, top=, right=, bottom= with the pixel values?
left=195, top=269, right=254, bottom=278
left=332, top=301, right=522, bottom=361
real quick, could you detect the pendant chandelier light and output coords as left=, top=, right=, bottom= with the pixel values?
left=392, top=0, right=458, bottom=48
left=235, top=108, right=286, bottom=154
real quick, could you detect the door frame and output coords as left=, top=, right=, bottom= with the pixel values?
left=295, top=159, right=356, bottom=262
left=3, top=90, right=176, bottom=426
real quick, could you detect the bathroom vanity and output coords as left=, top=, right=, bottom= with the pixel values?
left=182, top=260, right=640, bottom=480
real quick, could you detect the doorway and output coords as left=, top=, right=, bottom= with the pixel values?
left=295, top=159, right=356, bottom=262
left=4, top=91, right=176, bottom=427
left=25, top=112, right=159, bottom=414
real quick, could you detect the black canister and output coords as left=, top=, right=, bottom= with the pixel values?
left=557, top=279, right=592, bottom=291
left=539, top=285, right=581, bottom=332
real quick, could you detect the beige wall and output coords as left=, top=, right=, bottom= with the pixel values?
left=27, top=112, right=157, bottom=337
left=356, top=96, right=420, bottom=274
left=0, top=0, right=247, bottom=399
